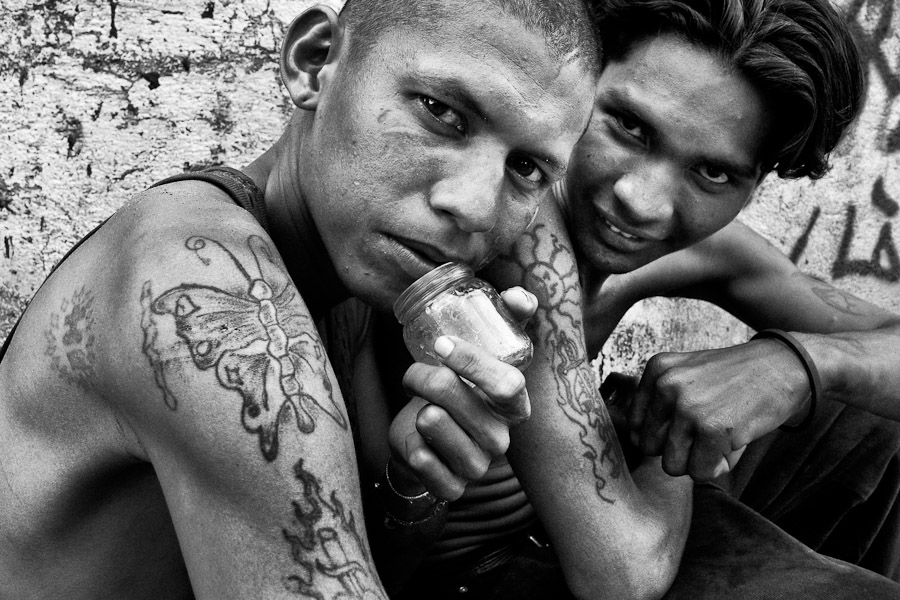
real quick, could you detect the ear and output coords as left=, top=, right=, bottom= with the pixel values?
left=280, top=6, right=343, bottom=110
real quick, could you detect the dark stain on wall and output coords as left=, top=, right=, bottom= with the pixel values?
left=56, top=112, right=84, bottom=159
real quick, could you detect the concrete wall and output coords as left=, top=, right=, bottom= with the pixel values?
left=1, top=1, right=898, bottom=380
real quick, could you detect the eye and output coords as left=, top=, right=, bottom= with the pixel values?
left=419, top=96, right=465, bottom=134
left=616, top=113, right=646, bottom=141
left=507, top=155, right=545, bottom=184
left=696, top=164, right=730, bottom=185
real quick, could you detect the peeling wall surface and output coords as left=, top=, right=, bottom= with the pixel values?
left=1, top=1, right=899, bottom=381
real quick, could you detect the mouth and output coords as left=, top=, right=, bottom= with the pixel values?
left=386, top=235, right=456, bottom=281
left=602, top=216, right=642, bottom=241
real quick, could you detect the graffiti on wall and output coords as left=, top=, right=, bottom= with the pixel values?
left=789, top=0, right=900, bottom=282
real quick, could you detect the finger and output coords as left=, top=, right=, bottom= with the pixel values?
left=628, top=372, right=654, bottom=432
left=432, top=336, right=530, bottom=424
left=499, top=287, right=537, bottom=323
left=403, top=363, right=512, bottom=454
left=417, top=404, right=494, bottom=480
left=660, top=417, right=693, bottom=477
left=725, top=445, right=747, bottom=471
left=688, top=434, right=733, bottom=482
left=393, top=427, right=467, bottom=501
left=639, top=397, right=675, bottom=457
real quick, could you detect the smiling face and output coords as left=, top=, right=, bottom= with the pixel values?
left=564, top=34, right=771, bottom=275
left=301, top=9, right=596, bottom=311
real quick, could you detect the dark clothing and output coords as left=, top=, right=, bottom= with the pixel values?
left=720, top=398, right=900, bottom=581
left=392, top=394, right=900, bottom=599
left=397, top=484, right=900, bottom=599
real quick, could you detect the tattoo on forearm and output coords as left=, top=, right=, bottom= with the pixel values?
left=505, top=224, right=625, bottom=504
left=809, top=283, right=868, bottom=316
left=282, top=459, right=384, bottom=599
left=140, top=235, right=347, bottom=461
left=45, top=286, right=97, bottom=389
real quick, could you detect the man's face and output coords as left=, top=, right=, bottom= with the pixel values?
left=564, top=34, right=770, bottom=275
left=302, top=10, right=595, bottom=311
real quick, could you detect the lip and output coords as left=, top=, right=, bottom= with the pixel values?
left=385, top=235, right=453, bottom=281
left=593, top=210, right=663, bottom=252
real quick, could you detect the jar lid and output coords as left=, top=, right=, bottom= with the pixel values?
left=393, top=262, right=473, bottom=324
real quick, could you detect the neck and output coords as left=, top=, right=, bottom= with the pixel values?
left=242, top=124, right=349, bottom=320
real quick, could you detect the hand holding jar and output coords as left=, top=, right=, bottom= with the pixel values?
left=387, top=263, right=537, bottom=500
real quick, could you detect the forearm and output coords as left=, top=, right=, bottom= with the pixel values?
left=792, top=325, right=900, bottom=421
left=506, top=352, right=690, bottom=600
left=486, top=209, right=690, bottom=599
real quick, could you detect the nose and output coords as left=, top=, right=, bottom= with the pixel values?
left=612, top=158, right=678, bottom=224
left=428, top=152, right=504, bottom=233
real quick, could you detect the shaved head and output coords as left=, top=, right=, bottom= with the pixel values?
left=340, top=0, right=600, bottom=73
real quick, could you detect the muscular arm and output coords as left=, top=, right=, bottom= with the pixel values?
left=104, top=191, right=388, bottom=599
left=483, top=205, right=691, bottom=600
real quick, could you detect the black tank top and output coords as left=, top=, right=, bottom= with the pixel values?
left=0, top=166, right=268, bottom=361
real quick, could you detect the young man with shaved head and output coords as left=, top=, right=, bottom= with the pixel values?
left=0, top=1, right=609, bottom=598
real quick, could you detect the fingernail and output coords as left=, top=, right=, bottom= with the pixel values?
left=434, top=336, right=454, bottom=358
left=518, top=288, right=534, bottom=308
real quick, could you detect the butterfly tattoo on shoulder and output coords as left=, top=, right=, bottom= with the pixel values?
left=140, top=235, right=347, bottom=462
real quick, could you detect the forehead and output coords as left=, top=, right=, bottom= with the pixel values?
left=597, top=34, right=769, bottom=173
left=357, top=10, right=595, bottom=166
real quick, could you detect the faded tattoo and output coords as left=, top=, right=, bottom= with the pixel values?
left=140, top=235, right=347, bottom=461
left=504, top=223, right=625, bottom=504
left=809, top=284, right=868, bottom=317
left=282, top=459, right=383, bottom=599
left=45, top=286, right=97, bottom=389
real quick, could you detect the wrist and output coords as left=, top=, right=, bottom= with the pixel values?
left=375, top=459, right=448, bottom=529
left=750, top=329, right=821, bottom=431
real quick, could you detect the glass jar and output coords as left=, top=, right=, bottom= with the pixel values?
left=393, top=262, right=533, bottom=369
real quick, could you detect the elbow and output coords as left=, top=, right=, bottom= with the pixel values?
left=562, top=518, right=685, bottom=600
left=565, top=551, right=679, bottom=600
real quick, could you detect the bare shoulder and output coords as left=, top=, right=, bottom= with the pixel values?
left=1, top=180, right=386, bottom=596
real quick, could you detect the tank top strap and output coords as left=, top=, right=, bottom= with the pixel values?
left=149, top=166, right=270, bottom=234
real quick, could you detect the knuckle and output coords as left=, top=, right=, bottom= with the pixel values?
left=482, top=428, right=510, bottom=458
left=460, top=453, right=490, bottom=480
left=492, top=368, right=526, bottom=401
left=416, top=404, right=446, bottom=431
left=406, top=446, right=436, bottom=474
left=443, top=479, right=467, bottom=501
left=420, top=368, right=461, bottom=405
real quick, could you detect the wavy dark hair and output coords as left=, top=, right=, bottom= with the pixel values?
left=590, top=0, right=865, bottom=179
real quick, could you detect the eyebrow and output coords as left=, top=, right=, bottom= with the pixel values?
left=415, top=74, right=569, bottom=180
left=603, top=88, right=760, bottom=180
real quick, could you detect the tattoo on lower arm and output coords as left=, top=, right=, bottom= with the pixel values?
left=809, top=283, right=868, bottom=316
left=45, top=286, right=97, bottom=390
left=283, top=459, right=385, bottom=599
left=507, top=225, right=626, bottom=504
left=140, top=235, right=348, bottom=462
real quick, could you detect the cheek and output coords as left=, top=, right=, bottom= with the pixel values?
left=680, top=200, right=743, bottom=243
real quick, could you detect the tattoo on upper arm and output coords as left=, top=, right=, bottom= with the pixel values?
left=140, top=235, right=348, bottom=461
left=45, top=286, right=97, bottom=390
left=506, top=224, right=625, bottom=504
left=282, top=459, right=384, bottom=599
